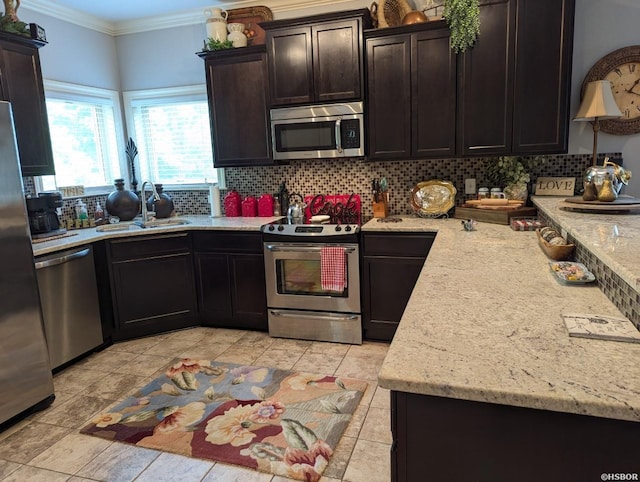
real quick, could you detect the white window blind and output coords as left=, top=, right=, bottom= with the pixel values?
left=124, top=86, right=220, bottom=186
left=41, top=81, right=124, bottom=193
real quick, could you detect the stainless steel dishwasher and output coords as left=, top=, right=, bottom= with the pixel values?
left=35, top=245, right=104, bottom=370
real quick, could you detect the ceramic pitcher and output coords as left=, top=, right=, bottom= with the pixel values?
left=204, top=8, right=228, bottom=42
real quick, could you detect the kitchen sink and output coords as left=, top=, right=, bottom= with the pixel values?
left=134, top=218, right=191, bottom=228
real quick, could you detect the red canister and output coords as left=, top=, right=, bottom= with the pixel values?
left=257, top=193, right=274, bottom=217
left=241, top=196, right=258, bottom=217
left=224, top=190, right=241, bottom=217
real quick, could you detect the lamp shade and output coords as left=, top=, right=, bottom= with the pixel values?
left=574, top=80, right=623, bottom=121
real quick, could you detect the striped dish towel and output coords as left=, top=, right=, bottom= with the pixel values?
left=320, top=246, right=347, bottom=292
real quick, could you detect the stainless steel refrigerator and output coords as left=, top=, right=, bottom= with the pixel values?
left=0, top=101, right=54, bottom=425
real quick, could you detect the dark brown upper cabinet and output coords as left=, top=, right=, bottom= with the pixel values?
left=198, top=45, right=273, bottom=167
left=512, top=0, right=575, bottom=154
left=365, top=0, right=574, bottom=160
left=0, top=32, right=55, bottom=176
left=262, top=9, right=372, bottom=107
left=366, top=23, right=456, bottom=160
left=457, top=0, right=515, bottom=156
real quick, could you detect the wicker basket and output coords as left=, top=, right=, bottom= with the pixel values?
left=371, top=0, right=413, bottom=28
left=536, top=229, right=575, bottom=261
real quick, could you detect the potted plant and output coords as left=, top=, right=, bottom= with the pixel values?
left=443, top=0, right=480, bottom=53
left=483, top=156, right=546, bottom=201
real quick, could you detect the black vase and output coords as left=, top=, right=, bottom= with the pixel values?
left=105, top=179, right=141, bottom=221
left=146, top=184, right=174, bottom=219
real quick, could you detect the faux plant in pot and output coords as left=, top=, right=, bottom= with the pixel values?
left=483, top=156, right=546, bottom=201
left=443, top=0, right=480, bottom=53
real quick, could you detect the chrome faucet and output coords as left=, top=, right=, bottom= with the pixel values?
left=140, top=181, right=160, bottom=225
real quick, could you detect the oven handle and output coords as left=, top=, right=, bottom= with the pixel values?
left=265, top=244, right=357, bottom=254
left=269, top=310, right=359, bottom=321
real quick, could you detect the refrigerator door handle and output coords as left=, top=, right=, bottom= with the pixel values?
left=35, top=247, right=91, bottom=270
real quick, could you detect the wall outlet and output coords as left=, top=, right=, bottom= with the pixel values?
left=465, top=178, right=476, bottom=195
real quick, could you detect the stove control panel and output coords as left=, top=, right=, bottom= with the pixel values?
left=262, top=223, right=359, bottom=236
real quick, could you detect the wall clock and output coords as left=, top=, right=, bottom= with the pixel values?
left=581, top=45, right=640, bottom=135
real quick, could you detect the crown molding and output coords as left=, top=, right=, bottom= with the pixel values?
left=22, top=0, right=362, bottom=36
left=22, top=0, right=117, bottom=35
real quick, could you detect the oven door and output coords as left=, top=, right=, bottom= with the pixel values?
left=263, top=242, right=360, bottom=313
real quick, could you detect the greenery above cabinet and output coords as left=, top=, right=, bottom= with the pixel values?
left=262, top=9, right=373, bottom=107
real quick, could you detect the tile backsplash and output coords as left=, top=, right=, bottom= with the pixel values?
left=539, top=213, right=639, bottom=331
left=223, top=153, right=618, bottom=220
left=24, top=153, right=619, bottom=222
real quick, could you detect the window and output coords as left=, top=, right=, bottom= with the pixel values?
left=40, top=80, right=126, bottom=193
left=123, top=85, right=223, bottom=188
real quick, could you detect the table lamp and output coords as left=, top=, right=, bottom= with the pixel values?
left=574, top=80, right=622, bottom=165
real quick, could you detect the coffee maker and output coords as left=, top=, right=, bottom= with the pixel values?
left=26, top=192, right=66, bottom=239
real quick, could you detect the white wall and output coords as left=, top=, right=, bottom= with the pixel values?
left=115, top=24, right=206, bottom=91
left=570, top=0, right=640, bottom=197
left=23, top=9, right=120, bottom=91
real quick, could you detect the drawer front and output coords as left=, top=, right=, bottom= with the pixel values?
left=193, top=232, right=263, bottom=254
left=109, top=233, right=191, bottom=261
left=362, top=232, right=436, bottom=258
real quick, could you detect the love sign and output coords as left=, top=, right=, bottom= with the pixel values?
left=534, top=177, right=576, bottom=196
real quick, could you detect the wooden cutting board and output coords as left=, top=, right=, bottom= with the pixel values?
left=455, top=206, right=537, bottom=225
left=463, top=203, right=523, bottom=211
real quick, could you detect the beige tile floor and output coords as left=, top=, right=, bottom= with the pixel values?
left=0, top=328, right=391, bottom=482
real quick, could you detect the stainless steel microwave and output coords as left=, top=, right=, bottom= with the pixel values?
left=270, top=102, right=364, bottom=160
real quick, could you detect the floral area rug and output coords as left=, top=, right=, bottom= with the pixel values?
left=80, top=359, right=368, bottom=481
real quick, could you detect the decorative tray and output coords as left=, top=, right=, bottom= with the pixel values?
left=549, top=262, right=595, bottom=284
left=410, top=180, right=456, bottom=216
left=227, top=6, right=273, bottom=45
left=559, top=196, right=640, bottom=214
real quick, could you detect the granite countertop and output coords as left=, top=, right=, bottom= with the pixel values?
left=367, top=215, right=640, bottom=423
left=32, top=215, right=281, bottom=257
left=533, top=196, right=640, bottom=295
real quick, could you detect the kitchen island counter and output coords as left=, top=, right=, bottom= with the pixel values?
left=533, top=196, right=640, bottom=298
left=32, top=216, right=281, bottom=257
left=364, top=215, right=640, bottom=423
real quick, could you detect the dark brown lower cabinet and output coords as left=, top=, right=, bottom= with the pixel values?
left=106, top=233, right=197, bottom=341
left=361, top=232, right=435, bottom=341
left=193, top=232, right=267, bottom=331
left=391, top=391, right=639, bottom=482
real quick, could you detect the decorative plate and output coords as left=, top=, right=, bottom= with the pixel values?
left=549, top=262, right=596, bottom=284
left=410, top=180, right=457, bottom=216
left=226, top=6, right=273, bottom=45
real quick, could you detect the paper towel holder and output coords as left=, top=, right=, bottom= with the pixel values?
left=208, top=183, right=222, bottom=217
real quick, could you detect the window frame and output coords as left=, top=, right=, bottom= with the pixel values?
left=39, top=80, right=127, bottom=195
left=122, top=85, right=225, bottom=190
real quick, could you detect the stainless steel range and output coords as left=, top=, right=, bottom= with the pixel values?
left=262, top=222, right=361, bottom=344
